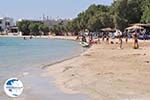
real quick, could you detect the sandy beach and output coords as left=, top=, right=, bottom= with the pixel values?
left=45, top=39, right=150, bottom=100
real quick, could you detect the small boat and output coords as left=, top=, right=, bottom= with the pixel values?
left=80, top=42, right=90, bottom=47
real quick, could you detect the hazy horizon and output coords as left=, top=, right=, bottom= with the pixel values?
left=0, top=0, right=113, bottom=20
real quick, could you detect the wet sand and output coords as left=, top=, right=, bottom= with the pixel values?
left=0, top=67, right=87, bottom=100
left=46, top=39, right=150, bottom=100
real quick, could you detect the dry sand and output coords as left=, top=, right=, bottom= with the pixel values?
left=44, top=39, right=150, bottom=100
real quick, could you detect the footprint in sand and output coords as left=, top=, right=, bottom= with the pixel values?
left=62, top=66, right=73, bottom=72
left=83, top=54, right=92, bottom=57
left=144, top=61, right=150, bottom=64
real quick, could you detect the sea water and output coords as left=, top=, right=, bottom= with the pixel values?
left=0, top=37, right=84, bottom=68
left=0, top=37, right=87, bottom=100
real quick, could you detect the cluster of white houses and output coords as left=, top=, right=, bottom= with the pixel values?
left=0, top=17, right=45, bottom=36
left=0, top=16, right=65, bottom=36
left=0, top=17, right=20, bottom=35
left=0, top=17, right=14, bottom=31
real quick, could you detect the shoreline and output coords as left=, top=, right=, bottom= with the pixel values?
left=0, top=35, right=77, bottom=40
left=43, top=45, right=93, bottom=94
left=45, top=40, right=150, bottom=100
left=1, top=35, right=150, bottom=42
left=41, top=48, right=87, bottom=69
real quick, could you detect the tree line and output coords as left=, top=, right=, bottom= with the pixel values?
left=53, top=0, right=150, bottom=34
left=17, top=20, right=49, bottom=36
left=17, top=0, right=150, bottom=36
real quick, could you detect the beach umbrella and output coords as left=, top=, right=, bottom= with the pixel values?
left=130, top=23, right=145, bottom=26
left=126, top=25, right=144, bottom=30
left=130, top=23, right=150, bottom=27
left=101, top=28, right=115, bottom=32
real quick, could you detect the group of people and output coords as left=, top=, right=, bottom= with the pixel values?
left=77, top=29, right=140, bottom=49
left=23, top=36, right=33, bottom=40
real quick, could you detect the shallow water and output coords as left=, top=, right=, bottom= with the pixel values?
left=0, top=37, right=87, bottom=100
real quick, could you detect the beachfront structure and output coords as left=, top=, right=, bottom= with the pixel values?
left=0, top=17, right=14, bottom=32
left=18, top=19, right=43, bottom=24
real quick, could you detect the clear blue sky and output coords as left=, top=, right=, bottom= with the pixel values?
left=0, top=0, right=113, bottom=20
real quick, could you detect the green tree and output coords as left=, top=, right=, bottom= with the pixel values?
left=111, top=0, right=144, bottom=31
left=17, top=20, right=30, bottom=35
left=29, top=23, right=40, bottom=36
left=66, top=19, right=80, bottom=35
left=126, top=0, right=143, bottom=24
left=50, top=24, right=61, bottom=35
left=111, top=0, right=128, bottom=30
left=50, top=0, right=150, bottom=33
left=75, top=4, right=112, bottom=32
left=141, top=0, right=150, bottom=23
left=39, top=24, right=49, bottom=35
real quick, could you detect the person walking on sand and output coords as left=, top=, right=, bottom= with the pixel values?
left=125, top=36, right=128, bottom=43
left=119, top=36, right=123, bottom=49
left=106, top=36, right=109, bottom=44
left=115, top=29, right=123, bottom=49
left=76, top=34, right=80, bottom=40
left=124, top=30, right=128, bottom=43
left=132, top=30, right=139, bottom=49
left=102, top=32, right=105, bottom=42
left=97, top=33, right=101, bottom=44
left=89, top=32, right=93, bottom=45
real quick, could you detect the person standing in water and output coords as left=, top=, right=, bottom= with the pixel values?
left=115, top=29, right=123, bottom=49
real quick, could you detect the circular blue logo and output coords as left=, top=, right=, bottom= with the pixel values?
left=4, top=78, right=24, bottom=97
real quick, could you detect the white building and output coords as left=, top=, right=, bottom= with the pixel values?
left=0, top=17, right=14, bottom=32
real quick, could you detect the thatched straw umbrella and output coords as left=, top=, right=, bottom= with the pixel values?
left=101, top=28, right=115, bottom=32
left=126, top=25, right=144, bottom=30
left=129, top=23, right=150, bottom=27
left=100, top=28, right=115, bottom=43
